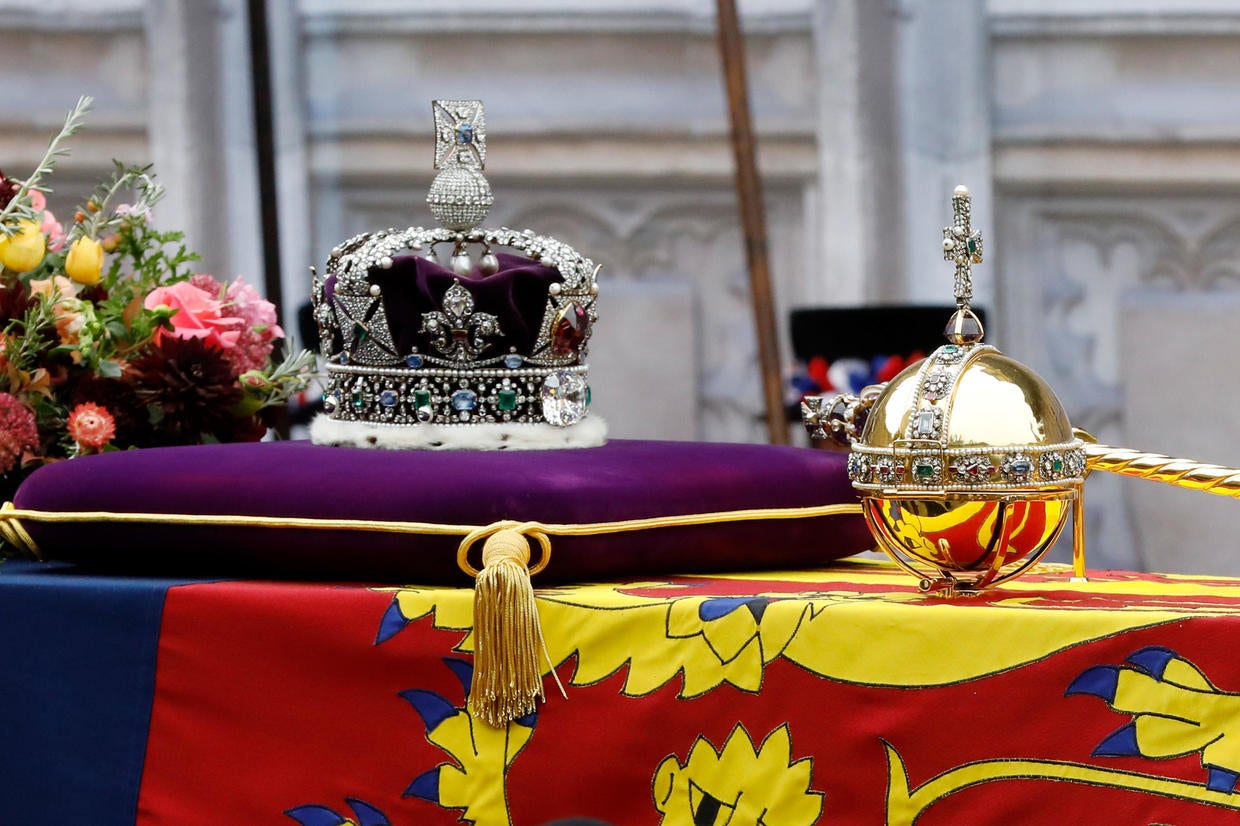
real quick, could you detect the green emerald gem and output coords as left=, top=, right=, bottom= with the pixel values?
left=353, top=322, right=368, bottom=342
left=497, top=389, right=517, bottom=411
left=916, top=463, right=935, bottom=478
left=966, top=238, right=978, bottom=254
left=1052, top=458, right=1064, bottom=473
left=943, top=345, right=958, bottom=353
left=351, top=389, right=364, bottom=408
left=585, top=386, right=592, bottom=406
left=414, top=389, right=431, bottom=407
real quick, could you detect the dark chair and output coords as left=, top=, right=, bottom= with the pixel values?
left=789, top=305, right=983, bottom=367
left=787, top=305, right=985, bottom=438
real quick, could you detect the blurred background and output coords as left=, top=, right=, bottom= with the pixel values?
left=4, top=0, right=1240, bottom=572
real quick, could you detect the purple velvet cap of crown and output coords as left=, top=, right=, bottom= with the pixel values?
left=13, top=439, right=870, bottom=583
left=326, top=252, right=561, bottom=358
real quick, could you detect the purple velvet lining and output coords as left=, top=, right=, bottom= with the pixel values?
left=13, top=440, right=870, bottom=584
left=326, top=253, right=561, bottom=358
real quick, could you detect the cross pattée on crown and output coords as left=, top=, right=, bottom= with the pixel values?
left=432, top=99, right=487, bottom=171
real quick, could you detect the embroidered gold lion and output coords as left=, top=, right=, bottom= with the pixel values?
left=652, top=724, right=823, bottom=825
left=402, top=659, right=535, bottom=826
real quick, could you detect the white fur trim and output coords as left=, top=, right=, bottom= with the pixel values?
left=309, top=414, right=608, bottom=451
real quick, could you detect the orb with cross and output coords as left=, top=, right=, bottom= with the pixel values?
left=808, top=186, right=1088, bottom=595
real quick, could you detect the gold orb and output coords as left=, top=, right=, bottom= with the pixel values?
left=849, top=341, right=1086, bottom=593
left=805, top=186, right=1240, bottom=593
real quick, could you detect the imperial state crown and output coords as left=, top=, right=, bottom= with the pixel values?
left=310, top=100, right=603, bottom=450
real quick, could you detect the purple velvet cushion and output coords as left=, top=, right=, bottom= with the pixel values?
left=11, top=440, right=870, bottom=583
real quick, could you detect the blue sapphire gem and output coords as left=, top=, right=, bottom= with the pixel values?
left=1011, top=460, right=1031, bottom=474
left=456, top=123, right=474, bottom=145
left=339, top=352, right=349, bottom=365
left=503, top=354, right=523, bottom=369
left=406, top=354, right=423, bottom=368
left=380, top=390, right=398, bottom=408
left=451, top=390, right=477, bottom=411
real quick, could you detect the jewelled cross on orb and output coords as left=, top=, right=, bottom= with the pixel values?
left=942, top=184, right=983, bottom=310
left=432, top=99, right=487, bottom=171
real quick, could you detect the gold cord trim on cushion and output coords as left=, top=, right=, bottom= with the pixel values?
left=0, top=500, right=860, bottom=727
left=0, top=502, right=861, bottom=548
left=0, top=502, right=41, bottom=560
left=457, top=520, right=553, bottom=577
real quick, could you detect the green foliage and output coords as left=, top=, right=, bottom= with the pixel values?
left=0, top=96, right=92, bottom=237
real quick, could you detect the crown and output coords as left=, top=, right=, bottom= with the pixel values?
left=309, top=100, right=604, bottom=450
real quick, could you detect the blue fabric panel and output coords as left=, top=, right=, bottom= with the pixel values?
left=0, top=561, right=184, bottom=823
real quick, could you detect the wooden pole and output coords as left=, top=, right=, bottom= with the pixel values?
left=246, top=0, right=290, bottom=438
left=246, top=0, right=282, bottom=316
left=716, top=0, right=788, bottom=444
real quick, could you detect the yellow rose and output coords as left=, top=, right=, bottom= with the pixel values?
left=0, top=220, right=47, bottom=273
left=65, top=235, right=104, bottom=285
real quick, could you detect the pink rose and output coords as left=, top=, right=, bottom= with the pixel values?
left=144, top=281, right=243, bottom=351
left=28, top=191, right=64, bottom=251
left=42, top=212, right=65, bottom=252
left=191, top=274, right=284, bottom=375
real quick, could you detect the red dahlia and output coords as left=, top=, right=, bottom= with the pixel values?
left=129, top=336, right=243, bottom=444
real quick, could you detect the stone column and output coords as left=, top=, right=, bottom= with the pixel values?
left=143, top=0, right=261, bottom=285
left=896, top=0, right=993, bottom=310
left=811, top=0, right=905, bottom=305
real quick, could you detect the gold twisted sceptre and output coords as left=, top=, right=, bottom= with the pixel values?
left=1083, top=444, right=1240, bottom=499
left=1068, top=434, right=1240, bottom=581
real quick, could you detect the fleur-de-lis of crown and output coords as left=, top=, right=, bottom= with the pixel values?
left=420, top=281, right=502, bottom=362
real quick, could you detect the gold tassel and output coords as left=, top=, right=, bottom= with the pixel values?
left=466, top=526, right=552, bottom=728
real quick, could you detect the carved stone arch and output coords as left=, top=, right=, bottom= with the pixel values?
left=625, top=201, right=745, bottom=279
left=500, top=202, right=629, bottom=277
left=1194, top=215, right=1240, bottom=289
left=1041, top=211, right=1189, bottom=291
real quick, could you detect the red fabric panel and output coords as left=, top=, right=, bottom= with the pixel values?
left=135, top=571, right=1240, bottom=824
left=136, top=582, right=442, bottom=824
